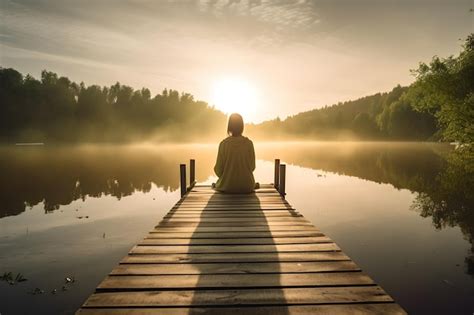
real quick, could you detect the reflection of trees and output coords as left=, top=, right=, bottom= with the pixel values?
left=258, top=142, right=473, bottom=275
left=259, top=142, right=449, bottom=191
left=410, top=147, right=474, bottom=275
left=0, top=145, right=215, bottom=217
left=1, top=142, right=472, bottom=273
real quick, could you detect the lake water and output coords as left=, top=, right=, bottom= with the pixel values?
left=0, top=142, right=473, bottom=314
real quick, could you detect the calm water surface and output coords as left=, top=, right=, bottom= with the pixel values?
left=0, top=142, right=473, bottom=314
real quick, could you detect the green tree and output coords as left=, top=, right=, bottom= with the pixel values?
left=406, top=34, right=474, bottom=144
left=0, top=67, right=227, bottom=143
left=378, top=98, right=437, bottom=140
left=351, top=112, right=378, bottom=137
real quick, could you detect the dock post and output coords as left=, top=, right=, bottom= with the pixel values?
left=190, top=159, right=196, bottom=188
left=180, top=164, right=186, bottom=197
left=279, top=164, right=286, bottom=197
left=274, top=159, right=280, bottom=190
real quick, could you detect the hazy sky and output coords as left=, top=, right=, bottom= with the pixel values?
left=1, top=0, right=472, bottom=122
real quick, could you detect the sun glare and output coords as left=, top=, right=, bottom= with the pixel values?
left=211, top=78, right=259, bottom=121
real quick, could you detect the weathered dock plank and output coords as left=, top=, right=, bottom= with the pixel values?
left=120, top=251, right=352, bottom=264
left=145, top=230, right=325, bottom=238
left=83, top=286, right=393, bottom=307
left=78, top=184, right=405, bottom=314
left=77, top=304, right=406, bottom=315
left=109, top=261, right=360, bottom=275
left=139, top=236, right=333, bottom=245
left=129, top=243, right=340, bottom=254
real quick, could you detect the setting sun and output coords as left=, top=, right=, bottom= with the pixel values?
left=211, top=78, right=259, bottom=121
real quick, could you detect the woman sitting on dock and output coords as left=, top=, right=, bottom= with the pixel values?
left=213, top=113, right=258, bottom=193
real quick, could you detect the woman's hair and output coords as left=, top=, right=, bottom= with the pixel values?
left=227, top=113, right=244, bottom=136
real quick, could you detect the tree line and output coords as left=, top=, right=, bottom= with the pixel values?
left=248, top=85, right=438, bottom=140
left=249, top=34, right=473, bottom=144
left=0, top=70, right=227, bottom=142
left=0, top=34, right=472, bottom=144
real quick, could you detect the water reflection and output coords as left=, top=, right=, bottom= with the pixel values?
left=0, top=142, right=472, bottom=275
left=0, top=144, right=217, bottom=217
left=258, top=142, right=473, bottom=275
left=410, top=147, right=474, bottom=275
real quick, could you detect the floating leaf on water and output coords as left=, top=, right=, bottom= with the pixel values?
left=1, top=272, right=13, bottom=281
left=15, top=273, right=27, bottom=282
left=1, top=272, right=27, bottom=285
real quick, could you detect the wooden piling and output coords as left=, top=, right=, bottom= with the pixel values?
left=279, top=164, right=286, bottom=197
left=180, top=164, right=186, bottom=197
left=190, top=159, right=196, bottom=188
left=274, top=159, right=280, bottom=190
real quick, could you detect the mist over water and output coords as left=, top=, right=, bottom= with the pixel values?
left=0, top=142, right=473, bottom=314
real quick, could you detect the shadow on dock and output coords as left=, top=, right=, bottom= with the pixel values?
left=76, top=182, right=406, bottom=314
left=168, top=190, right=290, bottom=314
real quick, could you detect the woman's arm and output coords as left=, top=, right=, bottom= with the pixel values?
left=214, top=141, right=224, bottom=177
left=249, top=140, right=256, bottom=172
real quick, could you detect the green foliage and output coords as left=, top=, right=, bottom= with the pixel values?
left=2, top=35, right=472, bottom=143
left=250, top=85, right=438, bottom=141
left=251, top=35, right=474, bottom=142
left=377, top=97, right=437, bottom=139
left=406, top=34, right=474, bottom=144
left=352, top=112, right=378, bottom=137
left=0, top=69, right=227, bottom=142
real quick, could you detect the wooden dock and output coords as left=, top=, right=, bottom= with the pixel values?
left=78, top=178, right=405, bottom=314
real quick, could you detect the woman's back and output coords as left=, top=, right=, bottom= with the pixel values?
left=214, top=135, right=255, bottom=193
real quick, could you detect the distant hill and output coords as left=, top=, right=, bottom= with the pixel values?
left=249, top=34, right=473, bottom=144
left=247, top=85, right=438, bottom=141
